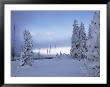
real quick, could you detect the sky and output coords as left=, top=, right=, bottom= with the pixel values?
left=11, top=10, right=98, bottom=53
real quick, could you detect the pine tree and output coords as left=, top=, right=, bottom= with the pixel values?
left=20, top=30, right=33, bottom=66
left=12, top=24, right=16, bottom=61
left=87, top=12, right=100, bottom=61
left=79, top=22, right=87, bottom=58
left=86, top=11, right=100, bottom=77
left=70, top=20, right=87, bottom=59
left=70, top=19, right=81, bottom=59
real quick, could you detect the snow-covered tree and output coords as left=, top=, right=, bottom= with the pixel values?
left=87, top=11, right=100, bottom=61
left=70, top=19, right=80, bottom=58
left=86, top=11, right=100, bottom=77
left=79, top=22, right=87, bottom=58
left=70, top=20, right=87, bottom=59
left=20, top=30, right=33, bottom=66
left=11, top=24, right=16, bottom=61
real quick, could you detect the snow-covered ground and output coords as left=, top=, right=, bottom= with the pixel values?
left=11, top=55, right=89, bottom=77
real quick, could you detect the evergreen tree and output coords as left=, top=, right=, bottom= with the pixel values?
left=70, top=19, right=81, bottom=59
left=70, top=20, right=87, bottom=59
left=87, top=12, right=100, bottom=61
left=12, top=24, right=16, bottom=61
left=20, top=30, right=33, bottom=66
left=79, top=22, right=87, bottom=58
left=86, top=11, right=100, bottom=76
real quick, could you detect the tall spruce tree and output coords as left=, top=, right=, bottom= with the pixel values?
left=86, top=12, right=100, bottom=76
left=70, top=20, right=87, bottom=59
left=70, top=19, right=81, bottom=59
left=20, top=30, right=33, bottom=66
left=87, top=12, right=100, bottom=61
left=79, top=22, right=87, bottom=58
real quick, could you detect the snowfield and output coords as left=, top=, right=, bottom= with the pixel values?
left=11, top=55, right=89, bottom=77
left=33, top=47, right=71, bottom=55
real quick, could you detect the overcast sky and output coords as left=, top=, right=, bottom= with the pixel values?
left=11, top=10, right=99, bottom=52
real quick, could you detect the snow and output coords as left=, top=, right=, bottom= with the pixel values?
left=11, top=55, right=88, bottom=77
left=33, top=47, right=70, bottom=55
